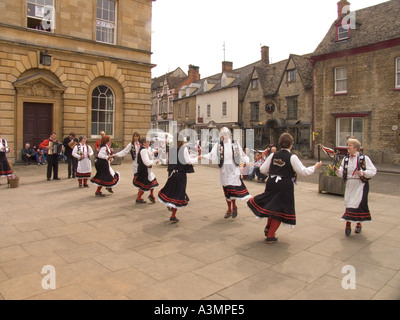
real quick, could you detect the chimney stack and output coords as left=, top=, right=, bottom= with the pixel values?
left=337, top=0, right=350, bottom=18
left=261, top=46, right=269, bottom=64
left=222, top=61, right=233, bottom=73
left=188, top=65, right=200, bottom=82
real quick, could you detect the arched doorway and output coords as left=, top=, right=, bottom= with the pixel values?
left=13, top=70, right=65, bottom=160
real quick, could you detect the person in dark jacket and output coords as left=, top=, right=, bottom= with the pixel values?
left=21, top=143, right=39, bottom=165
left=63, top=132, right=78, bottom=178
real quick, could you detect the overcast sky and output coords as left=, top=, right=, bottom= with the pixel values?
left=150, top=0, right=389, bottom=79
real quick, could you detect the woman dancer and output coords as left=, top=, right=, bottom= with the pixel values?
left=90, top=135, right=120, bottom=197
left=247, top=133, right=322, bottom=244
left=201, top=127, right=251, bottom=219
left=0, top=133, right=12, bottom=179
left=133, top=137, right=159, bottom=204
left=72, top=136, right=94, bottom=188
left=335, top=138, right=377, bottom=236
left=158, top=134, right=200, bottom=223
left=114, top=132, right=141, bottom=190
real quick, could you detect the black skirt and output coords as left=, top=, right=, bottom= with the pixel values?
left=0, top=153, right=12, bottom=177
left=158, top=171, right=189, bottom=209
left=223, top=180, right=250, bottom=201
left=90, top=158, right=120, bottom=187
left=341, top=181, right=372, bottom=222
left=247, top=176, right=296, bottom=225
left=133, top=172, right=159, bottom=191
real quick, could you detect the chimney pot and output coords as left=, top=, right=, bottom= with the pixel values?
left=188, top=65, right=200, bottom=82
left=261, top=46, right=270, bottom=64
left=337, top=0, right=351, bottom=18
left=222, top=61, right=233, bottom=73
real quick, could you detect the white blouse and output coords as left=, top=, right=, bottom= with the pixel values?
left=202, top=138, right=249, bottom=186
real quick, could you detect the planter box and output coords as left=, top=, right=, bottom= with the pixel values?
left=318, top=173, right=345, bottom=196
left=111, top=148, right=122, bottom=165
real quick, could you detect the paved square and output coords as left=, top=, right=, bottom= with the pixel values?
left=0, top=162, right=399, bottom=300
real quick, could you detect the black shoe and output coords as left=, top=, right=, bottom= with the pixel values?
left=47, top=178, right=51, bottom=181
left=148, top=195, right=155, bottom=203
left=106, top=187, right=113, bottom=193
left=95, top=192, right=105, bottom=197
left=136, top=199, right=146, bottom=204
left=224, top=210, right=231, bottom=219
left=79, top=185, right=83, bottom=188
left=264, top=226, right=269, bottom=237
left=265, top=237, right=278, bottom=244
left=355, top=224, right=362, bottom=234
left=83, top=184, right=89, bottom=188
left=169, top=217, right=179, bottom=223
left=345, top=226, right=351, bottom=236
left=231, top=207, right=238, bottom=219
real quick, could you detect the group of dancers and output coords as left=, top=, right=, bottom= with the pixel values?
left=0, top=128, right=377, bottom=243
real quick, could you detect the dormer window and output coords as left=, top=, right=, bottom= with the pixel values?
left=221, top=74, right=227, bottom=87
left=337, top=19, right=350, bottom=41
left=287, top=69, right=296, bottom=82
left=203, top=80, right=208, bottom=92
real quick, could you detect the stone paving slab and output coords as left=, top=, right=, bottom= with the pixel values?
left=0, top=161, right=399, bottom=300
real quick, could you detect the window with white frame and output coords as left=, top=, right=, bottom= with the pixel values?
left=27, top=0, right=55, bottom=32
left=335, top=66, right=347, bottom=94
left=91, top=85, right=114, bottom=136
left=185, top=102, right=189, bottom=117
left=337, top=25, right=350, bottom=41
left=96, top=0, right=116, bottom=44
left=222, top=101, right=227, bottom=117
left=169, top=97, right=173, bottom=113
left=396, top=57, right=400, bottom=89
left=336, top=117, right=364, bottom=147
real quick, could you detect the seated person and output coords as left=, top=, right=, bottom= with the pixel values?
left=252, top=152, right=268, bottom=183
left=21, top=143, right=39, bottom=165
left=34, top=145, right=46, bottom=165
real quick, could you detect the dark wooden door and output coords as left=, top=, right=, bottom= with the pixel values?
left=23, top=102, right=53, bottom=148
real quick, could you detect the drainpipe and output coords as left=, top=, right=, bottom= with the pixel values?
left=311, top=58, right=316, bottom=159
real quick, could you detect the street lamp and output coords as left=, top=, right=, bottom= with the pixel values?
left=40, top=50, right=52, bottom=66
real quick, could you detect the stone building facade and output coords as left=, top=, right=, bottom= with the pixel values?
left=151, top=65, right=200, bottom=132
left=311, top=0, right=400, bottom=163
left=0, top=0, right=155, bottom=162
left=242, top=53, right=313, bottom=154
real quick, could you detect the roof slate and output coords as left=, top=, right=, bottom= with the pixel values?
left=313, top=0, right=400, bottom=57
